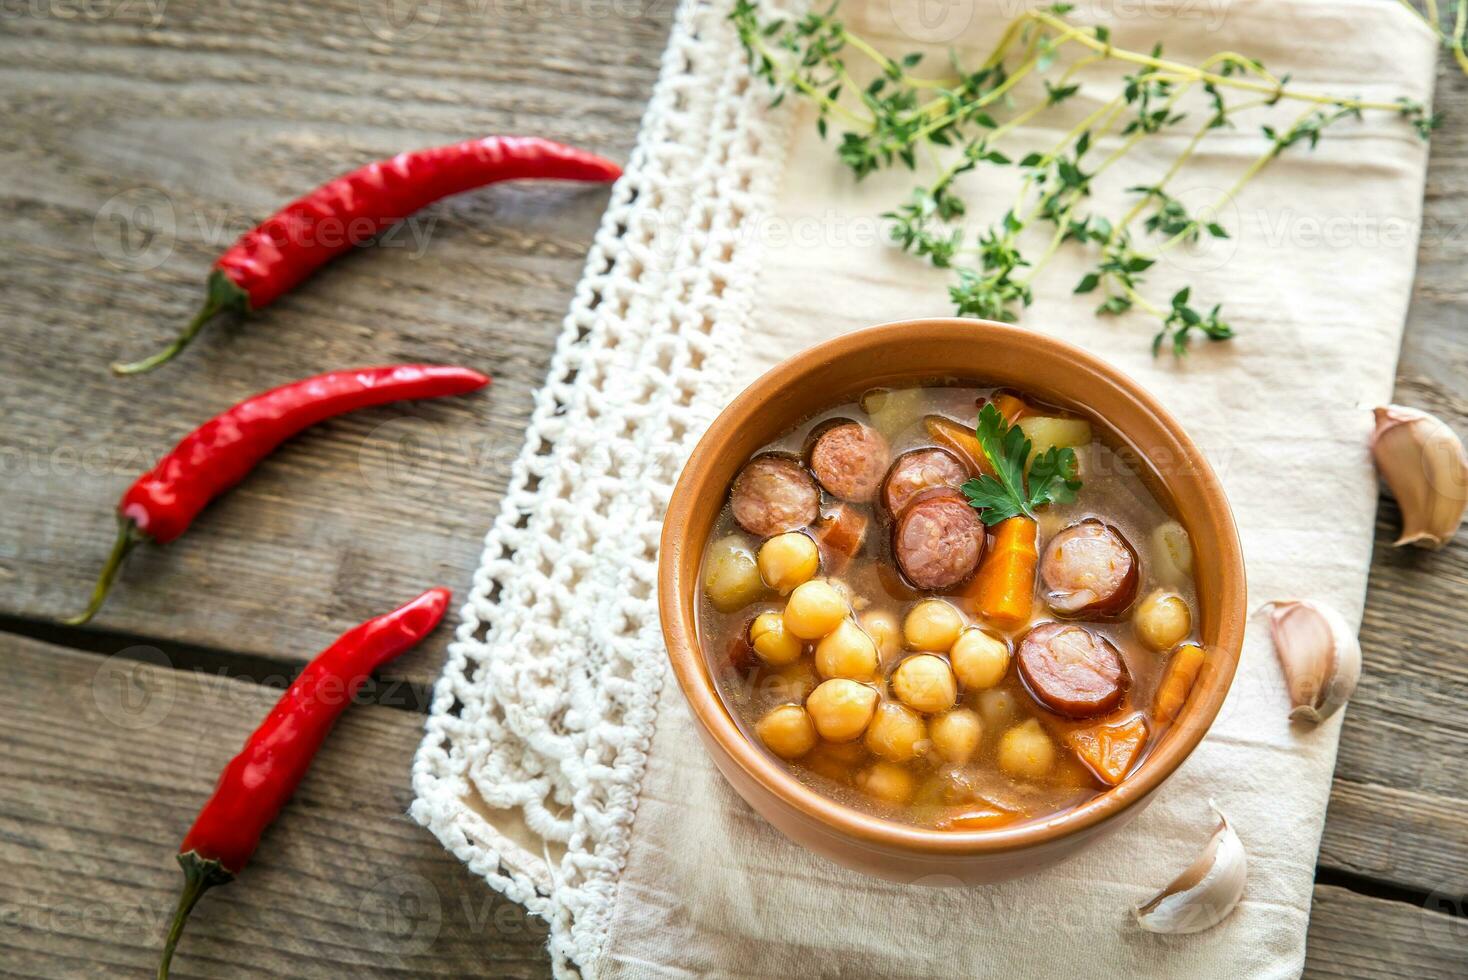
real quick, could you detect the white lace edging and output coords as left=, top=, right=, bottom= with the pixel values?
left=409, top=0, right=801, bottom=974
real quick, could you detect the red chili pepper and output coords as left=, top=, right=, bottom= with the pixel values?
left=155, top=587, right=451, bottom=979
left=67, top=365, right=488, bottom=624
left=112, top=136, right=621, bottom=375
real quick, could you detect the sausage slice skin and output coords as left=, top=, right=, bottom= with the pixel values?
left=1039, top=518, right=1140, bottom=618
left=1017, top=622, right=1129, bottom=718
left=892, top=488, right=986, bottom=591
left=881, top=447, right=969, bottom=518
left=808, top=421, right=891, bottom=503
left=730, top=454, right=820, bottom=538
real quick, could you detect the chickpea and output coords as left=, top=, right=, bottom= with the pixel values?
left=929, top=708, right=983, bottom=764
left=815, top=620, right=879, bottom=680
left=1150, top=520, right=1193, bottom=585
left=976, top=688, right=1019, bottom=729
left=857, top=761, right=916, bottom=805
left=703, top=535, right=764, bottom=612
left=783, top=580, right=848, bottom=640
left=860, top=609, right=903, bottom=665
left=755, top=704, right=818, bottom=759
left=805, top=678, right=879, bottom=742
left=998, top=718, right=1055, bottom=780
left=821, top=739, right=869, bottom=765
left=757, top=532, right=820, bottom=594
left=949, top=628, right=1011, bottom=690
left=891, top=654, right=958, bottom=714
left=761, top=660, right=819, bottom=703
left=1134, top=590, right=1193, bottom=652
left=864, top=702, right=929, bottom=762
left=748, top=612, right=802, bottom=667
left=803, top=740, right=866, bottom=784
left=903, top=599, right=964, bottom=652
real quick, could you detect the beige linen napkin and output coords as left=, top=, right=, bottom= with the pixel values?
left=598, top=1, right=1436, bottom=976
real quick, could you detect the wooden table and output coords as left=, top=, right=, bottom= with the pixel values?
left=1, top=2, right=1463, bottom=976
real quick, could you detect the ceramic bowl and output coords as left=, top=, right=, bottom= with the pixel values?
left=657, top=318, right=1246, bottom=883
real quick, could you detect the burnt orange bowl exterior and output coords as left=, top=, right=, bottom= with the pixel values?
left=657, top=319, right=1246, bottom=884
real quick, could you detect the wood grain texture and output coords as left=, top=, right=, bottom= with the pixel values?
left=0, top=633, right=552, bottom=978
left=1316, top=51, right=1468, bottom=898
left=0, top=0, right=671, bottom=686
left=1306, top=885, right=1467, bottom=979
left=3, top=631, right=1463, bottom=978
left=0, top=0, right=1466, bottom=974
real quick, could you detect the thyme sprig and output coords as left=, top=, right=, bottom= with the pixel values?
left=1396, top=0, right=1468, bottom=77
left=733, top=0, right=1438, bottom=356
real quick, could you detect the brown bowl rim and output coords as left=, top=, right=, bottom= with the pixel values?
left=657, top=318, right=1246, bottom=856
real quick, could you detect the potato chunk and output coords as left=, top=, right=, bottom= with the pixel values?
left=704, top=535, right=764, bottom=612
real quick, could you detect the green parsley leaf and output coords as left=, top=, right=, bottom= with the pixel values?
left=959, top=404, right=1082, bottom=524
left=1028, top=446, right=1082, bottom=506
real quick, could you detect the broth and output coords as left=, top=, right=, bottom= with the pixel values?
left=696, top=382, right=1202, bottom=830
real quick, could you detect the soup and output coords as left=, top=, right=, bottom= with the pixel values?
left=696, top=383, right=1205, bottom=830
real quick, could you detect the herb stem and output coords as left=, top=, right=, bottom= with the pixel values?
left=1119, top=280, right=1166, bottom=319
left=910, top=29, right=1062, bottom=140
left=1396, top=0, right=1438, bottom=32
left=841, top=29, right=943, bottom=89
left=988, top=53, right=1104, bottom=143
left=735, top=0, right=1438, bottom=354
left=1030, top=10, right=1409, bottom=113
left=748, top=34, right=871, bottom=127
left=1454, top=0, right=1468, bottom=75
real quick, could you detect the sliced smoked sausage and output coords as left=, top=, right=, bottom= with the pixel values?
left=1017, top=622, right=1128, bottom=718
left=809, top=421, right=891, bottom=503
left=730, top=454, right=820, bottom=538
left=1039, top=518, right=1140, bottom=618
left=813, top=502, right=870, bottom=572
left=881, top=447, right=969, bottom=518
left=893, top=488, right=985, bottom=590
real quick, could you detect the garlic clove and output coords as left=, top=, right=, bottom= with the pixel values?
left=1136, top=802, right=1247, bottom=934
left=1264, top=599, right=1362, bottom=724
left=1371, top=405, right=1468, bottom=550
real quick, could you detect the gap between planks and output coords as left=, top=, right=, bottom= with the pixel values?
left=2, top=619, right=1460, bottom=933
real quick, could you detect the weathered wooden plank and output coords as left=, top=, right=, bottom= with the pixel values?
left=0, top=632, right=553, bottom=978
left=1306, top=884, right=1466, bottom=979
left=2, top=0, right=1467, bottom=967
left=1322, top=774, right=1468, bottom=895
left=12, top=627, right=1463, bottom=978
left=1319, top=503, right=1468, bottom=895
left=0, top=0, right=673, bottom=685
left=1313, top=50, right=1468, bottom=897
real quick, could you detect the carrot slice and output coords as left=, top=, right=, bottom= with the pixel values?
left=963, top=516, right=1038, bottom=629
left=1064, top=713, right=1148, bottom=786
left=924, top=415, right=989, bottom=476
left=938, top=804, right=1021, bottom=831
left=1154, top=642, right=1206, bottom=724
left=992, top=390, right=1033, bottom=423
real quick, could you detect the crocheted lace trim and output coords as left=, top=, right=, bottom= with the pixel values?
left=410, top=0, right=798, bottom=973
